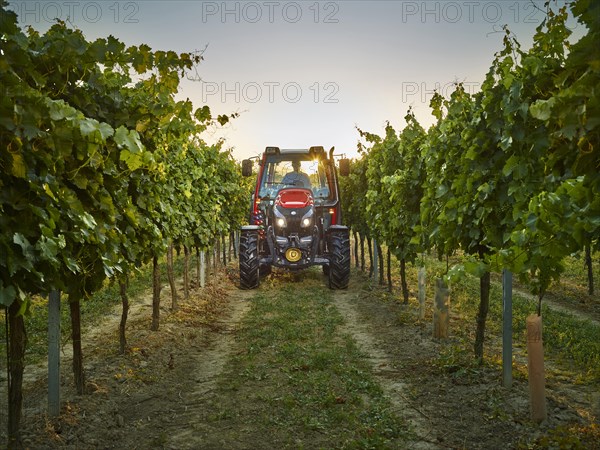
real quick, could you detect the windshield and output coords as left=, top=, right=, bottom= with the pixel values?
left=258, top=156, right=332, bottom=200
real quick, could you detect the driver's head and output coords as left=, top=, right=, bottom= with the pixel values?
left=292, top=160, right=301, bottom=172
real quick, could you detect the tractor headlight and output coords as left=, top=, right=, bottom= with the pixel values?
left=273, top=206, right=286, bottom=228
left=301, top=209, right=314, bottom=228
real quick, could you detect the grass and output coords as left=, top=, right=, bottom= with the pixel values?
left=351, top=243, right=600, bottom=384
left=555, top=252, right=600, bottom=300
left=446, top=264, right=600, bottom=384
left=213, top=269, right=411, bottom=448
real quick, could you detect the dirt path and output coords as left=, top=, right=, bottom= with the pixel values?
left=332, top=287, right=439, bottom=449
left=166, top=288, right=252, bottom=449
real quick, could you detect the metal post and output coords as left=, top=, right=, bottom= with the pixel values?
left=200, top=251, right=206, bottom=288
left=48, top=290, right=61, bottom=417
left=502, top=269, right=512, bottom=388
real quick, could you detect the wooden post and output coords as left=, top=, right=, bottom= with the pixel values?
left=360, top=234, right=365, bottom=272
left=119, top=280, right=129, bottom=354
left=433, top=278, right=450, bottom=338
left=418, top=267, right=426, bottom=320
left=8, top=299, right=26, bottom=445
left=353, top=231, right=359, bottom=268
left=387, top=248, right=392, bottom=293
left=526, top=314, right=547, bottom=422
left=400, top=258, right=409, bottom=304
left=167, top=244, right=179, bottom=310
left=231, top=231, right=238, bottom=260
left=48, top=290, right=60, bottom=417
left=372, top=238, right=378, bottom=286
left=376, top=241, right=384, bottom=285
left=213, top=240, right=218, bottom=271
left=183, top=245, right=190, bottom=300
left=205, top=247, right=211, bottom=276
left=151, top=256, right=161, bottom=331
left=502, top=270, right=513, bottom=388
left=367, top=236, right=373, bottom=278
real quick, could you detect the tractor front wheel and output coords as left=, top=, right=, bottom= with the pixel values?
left=328, top=229, right=350, bottom=289
left=239, top=229, right=260, bottom=289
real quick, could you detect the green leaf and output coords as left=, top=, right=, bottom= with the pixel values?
left=120, top=149, right=143, bottom=171
left=79, top=118, right=100, bottom=137
left=0, top=282, right=17, bottom=307
left=194, top=105, right=211, bottom=122
left=64, top=257, right=81, bottom=274
left=114, top=126, right=143, bottom=153
left=435, top=184, right=448, bottom=199
left=464, top=259, right=488, bottom=277
left=47, top=99, right=78, bottom=121
left=529, top=98, right=556, bottom=121
left=502, top=155, right=520, bottom=177
left=36, top=235, right=61, bottom=262
left=510, top=229, right=528, bottom=246
left=86, top=119, right=113, bottom=141
left=13, top=233, right=35, bottom=260
left=81, top=212, right=97, bottom=229
left=446, top=264, right=465, bottom=284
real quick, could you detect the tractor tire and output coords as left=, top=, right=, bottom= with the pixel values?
left=239, top=229, right=260, bottom=289
left=322, top=264, right=330, bottom=276
left=328, top=230, right=350, bottom=289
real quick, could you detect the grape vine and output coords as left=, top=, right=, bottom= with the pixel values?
left=342, top=0, right=599, bottom=361
left=0, top=2, right=248, bottom=443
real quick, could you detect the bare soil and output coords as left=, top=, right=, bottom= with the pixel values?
left=4, top=267, right=600, bottom=449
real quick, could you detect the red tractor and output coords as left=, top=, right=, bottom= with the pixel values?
left=239, top=146, right=350, bottom=289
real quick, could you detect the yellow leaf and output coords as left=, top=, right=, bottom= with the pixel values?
left=11, top=153, right=26, bottom=178
left=136, top=119, right=149, bottom=133
left=43, top=183, right=57, bottom=201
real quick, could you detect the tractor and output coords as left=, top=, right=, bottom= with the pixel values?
left=239, top=146, right=350, bottom=289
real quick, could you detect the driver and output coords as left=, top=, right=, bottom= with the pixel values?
left=281, top=160, right=311, bottom=188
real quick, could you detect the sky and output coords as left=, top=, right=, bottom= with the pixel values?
left=6, top=0, right=583, bottom=161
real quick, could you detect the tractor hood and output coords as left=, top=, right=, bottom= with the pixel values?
left=275, top=188, right=313, bottom=209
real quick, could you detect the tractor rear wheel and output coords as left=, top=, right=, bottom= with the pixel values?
left=328, top=229, right=350, bottom=289
left=239, top=229, right=260, bottom=289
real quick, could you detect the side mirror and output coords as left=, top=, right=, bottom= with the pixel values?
left=241, top=159, right=253, bottom=177
left=339, top=158, right=350, bottom=177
